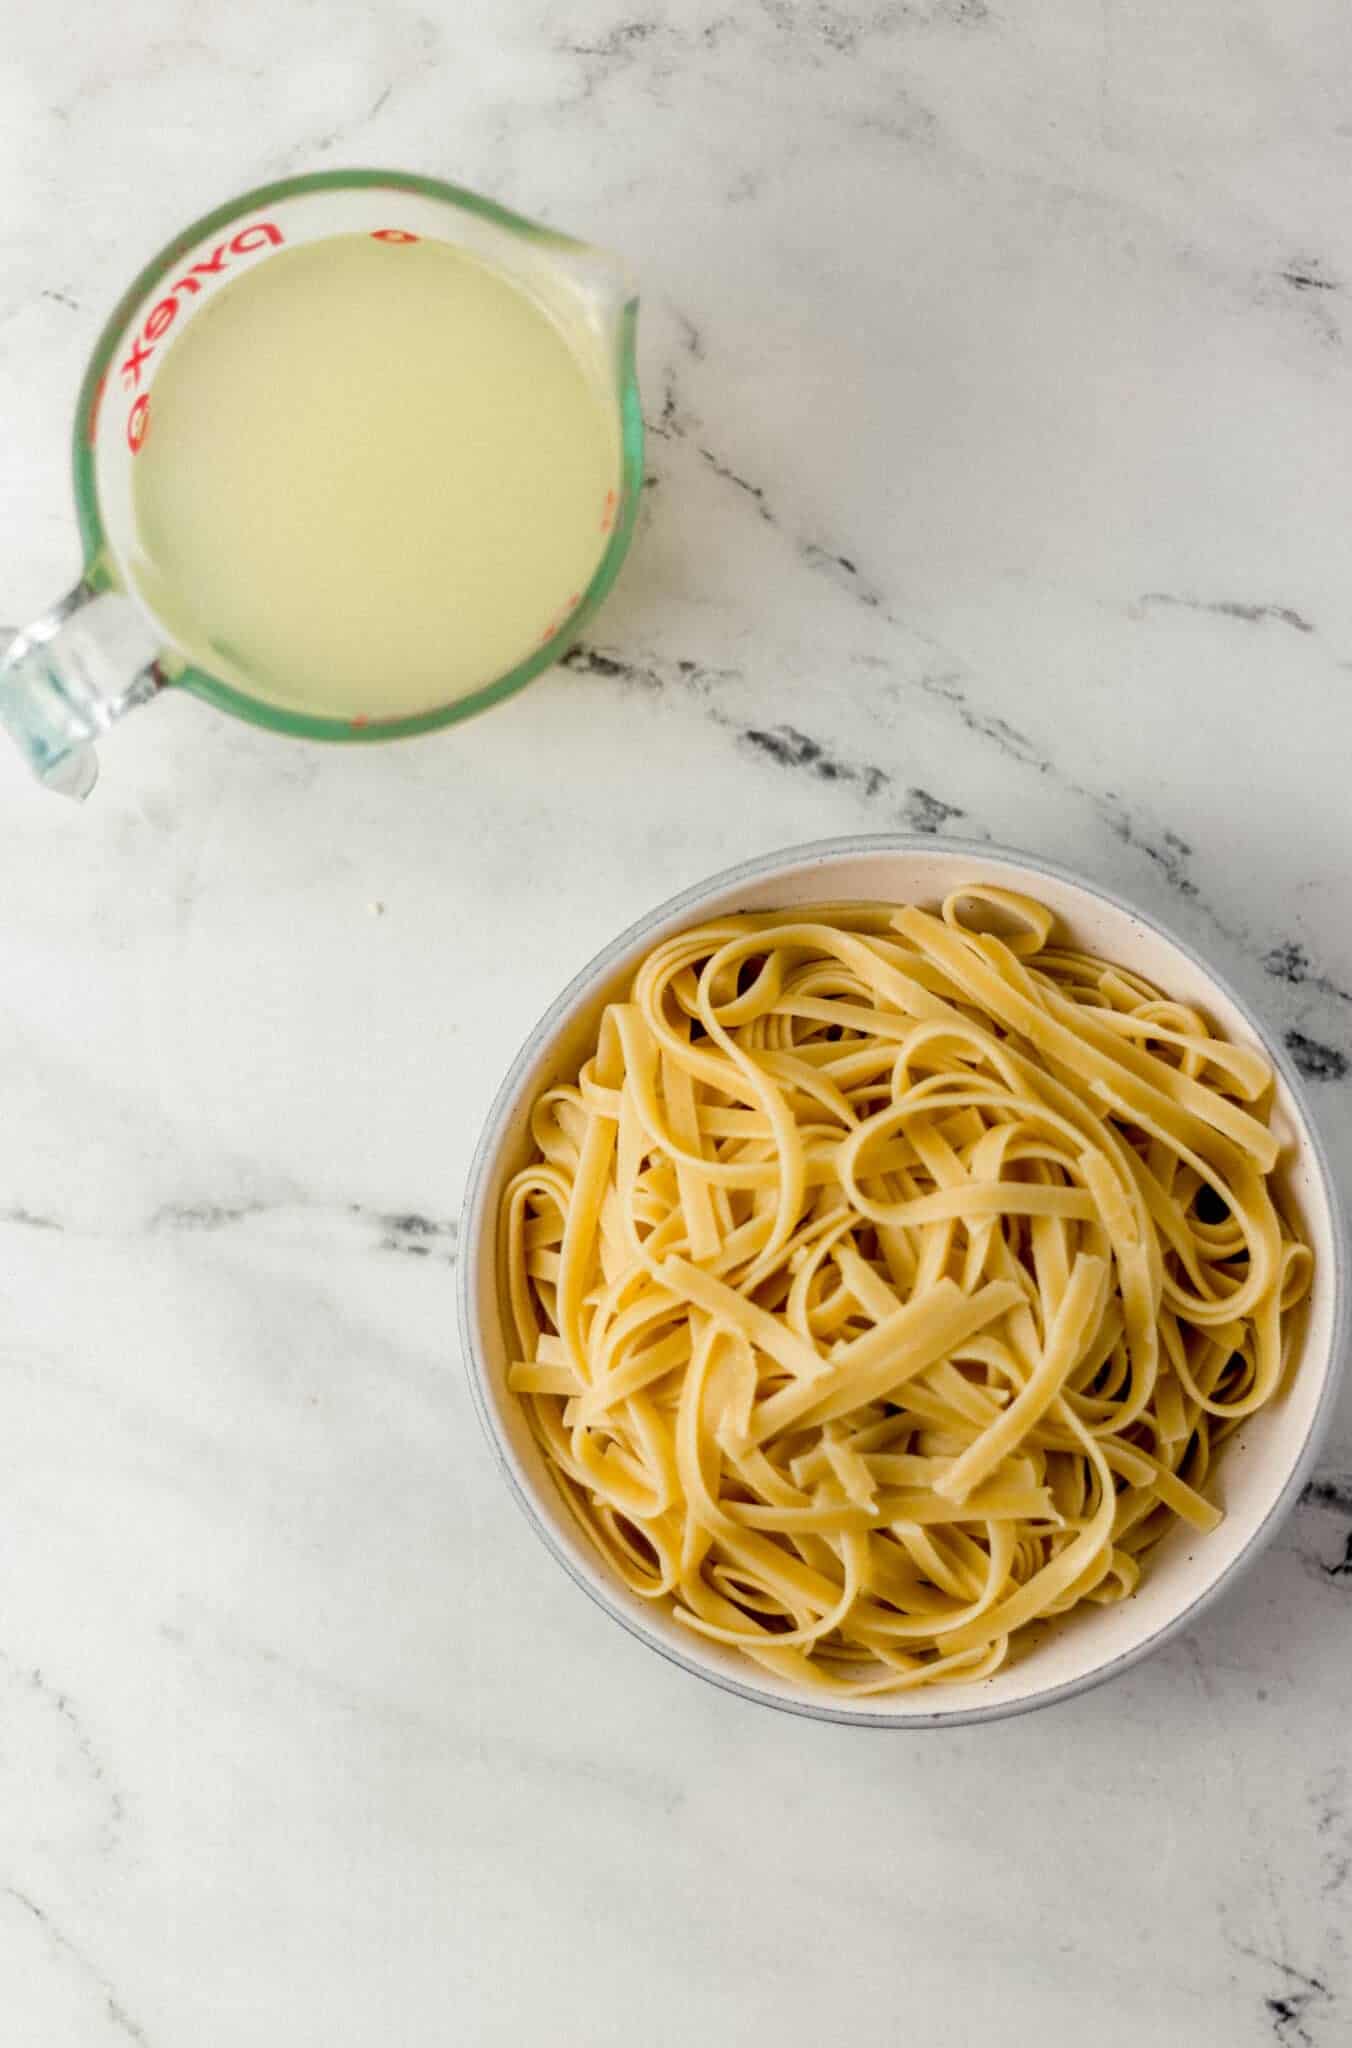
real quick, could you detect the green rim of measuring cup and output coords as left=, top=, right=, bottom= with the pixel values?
left=70, top=167, right=644, bottom=745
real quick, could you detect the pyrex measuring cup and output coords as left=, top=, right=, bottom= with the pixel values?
left=0, top=169, right=643, bottom=798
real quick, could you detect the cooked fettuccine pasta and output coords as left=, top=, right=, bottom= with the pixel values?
left=501, top=888, right=1312, bottom=1694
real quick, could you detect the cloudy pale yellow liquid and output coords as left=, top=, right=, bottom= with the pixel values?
left=131, top=234, right=620, bottom=722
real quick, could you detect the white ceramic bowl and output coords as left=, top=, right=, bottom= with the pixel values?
left=458, top=839, right=1346, bottom=1726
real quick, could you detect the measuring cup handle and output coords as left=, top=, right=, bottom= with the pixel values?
left=0, top=585, right=162, bottom=798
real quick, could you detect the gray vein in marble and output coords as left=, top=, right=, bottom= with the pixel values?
left=561, top=647, right=630, bottom=680
left=149, top=1199, right=263, bottom=1232
left=913, top=674, right=1205, bottom=900
left=0, top=1652, right=125, bottom=1851
left=674, top=309, right=705, bottom=362
left=1266, top=256, right=1343, bottom=348
left=1093, top=803, right=1198, bottom=898
left=1228, top=1932, right=1340, bottom=2048
left=561, top=643, right=737, bottom=701
left=740, top=723, right=887, bottom=794
left=648, top=351, right=903, bottom=622
left=372, top=1211, right=458, bottom=1259
left=553, top=15, right=722, bottom=109
left=1281, top=268, right=1339, bottom=295
left=1, top=1204, right=62, bottom=1231
left=1262, top=1966, right=1334, bottom=2048
left=900, top=786, right=966, bottom=834
left=646, top=377, right=688, bottom=443
left=735, top=721, right=968, bottom=836
left=1301, top=1478, right=1352, bottom=1582
left=1311, top=1770, right=1352, bottom=1901
left=0, top=1200, right=457, bottom=1260
left=696, top=444, right=775, bottom=524
left=683, top=421, right=896, bottom=613
left=152, top=1200, right=459, bottom=1260
left=758, top=0, right=991, bottom=50
left=558, top=20, right=660, bottom=63
left=1136, top=593, right=1315, bottom=635
left=1262, top=943, right=1352, bottom=1009
left=915, top=671, right=1056, bottom=774
left=553, top=0, right=983, bottom=114
left=1283, top=1031, right=1349, bottom=1085
left=2, top=1889, right=148, bottom=2046
left=1302, top=1477, right=1352, bottom=1520
left=802, top=542, right=884, bottom=608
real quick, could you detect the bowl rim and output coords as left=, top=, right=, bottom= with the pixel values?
left=457, top=834, right=1349, bottom=1728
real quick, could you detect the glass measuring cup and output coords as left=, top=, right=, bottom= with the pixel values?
left=0, top=169, right=643, bottom=798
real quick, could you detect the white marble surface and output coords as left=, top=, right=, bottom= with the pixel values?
left=2, top=3, right=1351, bottom=2042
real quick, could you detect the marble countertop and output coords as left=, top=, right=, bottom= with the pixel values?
left=3, top=3, right=1351, bottom=2043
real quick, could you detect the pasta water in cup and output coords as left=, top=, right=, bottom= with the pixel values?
left=0, top=169, right=643, bottom=796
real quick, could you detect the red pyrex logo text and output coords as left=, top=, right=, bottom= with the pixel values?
left=120, top=220, right=283, bottom=451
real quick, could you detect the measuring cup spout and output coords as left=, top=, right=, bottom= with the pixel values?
left=0, top=588, right=161, bottom=797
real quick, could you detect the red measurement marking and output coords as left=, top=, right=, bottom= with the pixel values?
left=371, top=229, right=419, bottom=244
left=120, top=220, right=284, bottom=449
left=566, top=591, right=581, bottom=609
left=351, top=714, right=370, bottom=729
left=540, top=620, right=560, bottom=644
left=85, top=373, right=106, bottom=447
left=121, top=330, right=153, bottom=389
left=120, top=221, right=284, bottom=393
left=600, top=488, right=618, bottom=534
left=127, top=392, right=150, bottom=454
